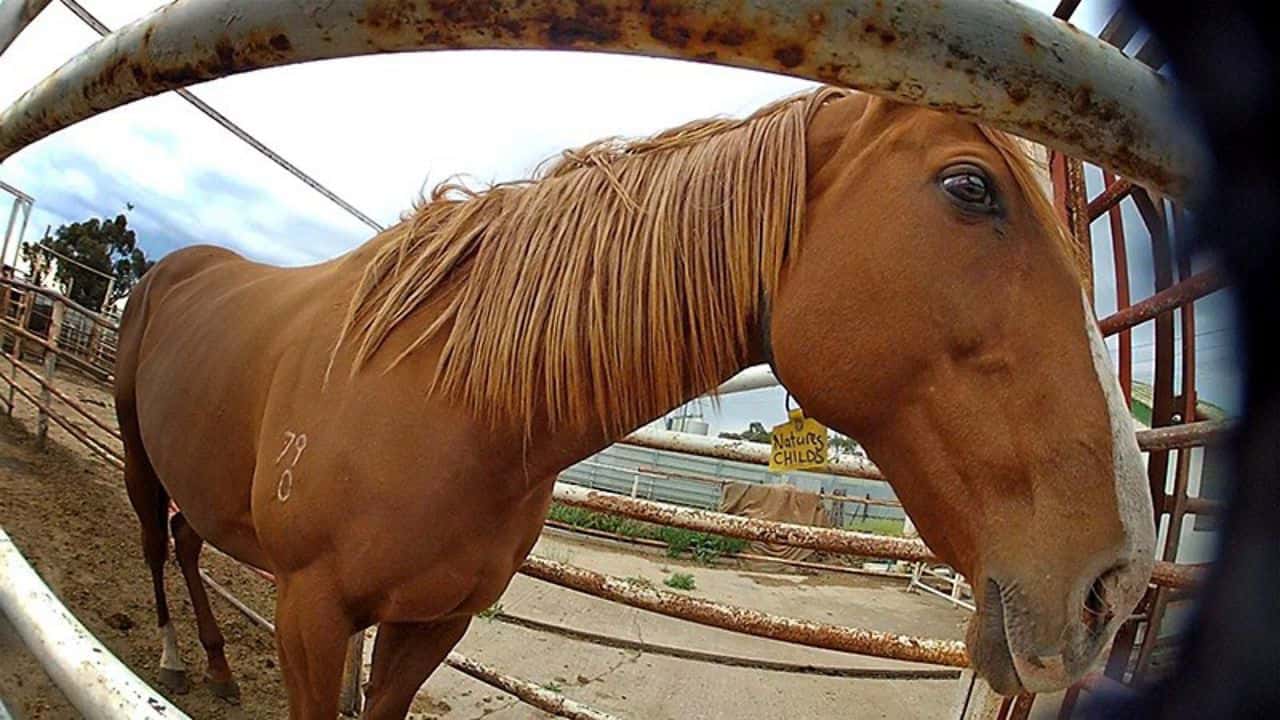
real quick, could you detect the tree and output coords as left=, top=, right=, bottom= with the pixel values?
left=829, top=433, right=865, bottom=457
left=22, top=213, right=153, bottom=310
left=719, top=421, right=772, bottom=444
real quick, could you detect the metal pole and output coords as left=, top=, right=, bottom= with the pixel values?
left=337, top=631, right=366, bottom=717
left=11, top=198, right=31, bottom=269
left=521, top=555, right=971, bottom=667
left=101, top=276, right=114, bottom=313
left=6, top=288, right=31, bottom=413
left=36, top=297, right=62, bottom=446
left=0, top=0, right=1202, bottom=195
left=0, top=525, right=190, bottom=720
left=0, top=0, right=52, bottom=56
left=1, top=196, right=17, bottom=268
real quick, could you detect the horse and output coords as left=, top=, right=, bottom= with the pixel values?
left=114, top=86, right=1155, bottom=718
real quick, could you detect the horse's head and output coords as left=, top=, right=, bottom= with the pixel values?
left=768, top=93, right=1155, bottom=694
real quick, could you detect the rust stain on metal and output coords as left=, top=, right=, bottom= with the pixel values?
left=861, top=20, right=897, bottom=46
left=646, top=2, right=690, bottom=49
left=554, top=485, right=938, bottom=563
left=1098, top=269, right=1227, bottom=337
left=553, top=484, right=1205, bottom=590
left=521, top=556, right=972, bottom=667
left=1136, top=419, right=1231, bottom=452
left=772, top=44, right=805, bottom=69
left=542, top=2, right=623, bottom=47
left=1149, top=562, right=1205, bottom=590
left=1072, top=84, right=1094, bottom=114
left=702, top=22, right=755, bottom=48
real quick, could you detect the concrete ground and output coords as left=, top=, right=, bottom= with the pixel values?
left=408, top=532, right=972, bottom=719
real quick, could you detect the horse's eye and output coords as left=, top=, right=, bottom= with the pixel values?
left=939, top=165, right=997, bottom=212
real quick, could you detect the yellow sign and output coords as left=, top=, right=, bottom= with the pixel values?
left=769, top=409, right=828, bottom=472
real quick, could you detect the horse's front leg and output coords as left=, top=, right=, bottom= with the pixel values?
left=361, top=617, right=472, bottom=720
left=274, top=566, right=356, bottom=719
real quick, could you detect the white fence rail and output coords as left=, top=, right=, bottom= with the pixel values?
left=0, top=526, right=190, bottom=720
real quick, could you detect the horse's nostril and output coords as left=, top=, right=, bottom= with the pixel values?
left=1082, top=564, right=1124, bottom=636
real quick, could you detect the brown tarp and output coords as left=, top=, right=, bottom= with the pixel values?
left=718, top=481, right=831, bottom=561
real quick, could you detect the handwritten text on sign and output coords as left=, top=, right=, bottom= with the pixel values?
left=769, top=409, right=828, bottom=472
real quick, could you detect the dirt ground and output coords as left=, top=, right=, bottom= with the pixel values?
left=0, top=362, right=978, bottom=719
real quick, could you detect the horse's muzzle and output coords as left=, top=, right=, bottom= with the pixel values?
left=968, top=559, right=1150, bottom=695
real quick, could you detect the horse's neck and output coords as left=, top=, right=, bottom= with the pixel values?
left=338, top=212, right=769, bottom=478
left=512, top=356, right=765, bottom=483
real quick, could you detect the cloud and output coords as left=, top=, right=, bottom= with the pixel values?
left=6, top=144, right=364, bottom=267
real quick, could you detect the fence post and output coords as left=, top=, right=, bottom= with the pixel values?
left=87, top=317, right=104, bottom=369
left=338, top=630, right=366, bottom=717
left=947, top=670, right=1005, bottom=720
left=6, top=289, right=32, bottom=415
left=37, top=299, right=64, bottom=446
left=0, top=281, right=9, bottom=413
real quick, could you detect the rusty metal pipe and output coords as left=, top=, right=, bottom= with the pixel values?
left=624, top=426, right=886, bottom=481
left=0, top=0, right=1201, bottom=195
left=622, top=421, right=1229, bottom=487
left=1088, top=177, right=1134, bottom=220
left=520, top=555, right=971, bottom=667
left=554, top=482, right=933, bottom=561
left=443, top=653, right=623, bottom=720
left=551, top=484, right=1203, bottom=589
left=1098, top=268, right=1227, bottom=336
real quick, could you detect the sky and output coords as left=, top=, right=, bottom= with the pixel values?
left=0, top=0, right=1238, bottom=434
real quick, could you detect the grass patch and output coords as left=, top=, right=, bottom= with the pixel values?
left=541, top=681, right=563, bottom=693
left=663, top=572, right=696, bottom=591
left=548, top=502, right=747, bottom=563
left=622, top=575, right=655, bottom=590
left=843, top=516, right=906, bottom=537
left=476, top=602, right=504, bottom=621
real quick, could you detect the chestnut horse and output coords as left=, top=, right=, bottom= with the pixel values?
left=115, top=87, right=1154, bottom=718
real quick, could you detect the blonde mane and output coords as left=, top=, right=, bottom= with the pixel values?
left=332, top=87, right=1078, bottom=438
left=333, top=86, right=847, bottom=436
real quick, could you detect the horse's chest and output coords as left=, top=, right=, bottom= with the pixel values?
left=373, top=479, right=553, bottom=623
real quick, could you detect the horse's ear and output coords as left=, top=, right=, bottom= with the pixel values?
left=805, top=92, right=872, bottom=193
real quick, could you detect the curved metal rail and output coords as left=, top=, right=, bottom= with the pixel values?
left=0, top=526, right=190, bottom=720
left=0, top=0, right=1199, bottom=195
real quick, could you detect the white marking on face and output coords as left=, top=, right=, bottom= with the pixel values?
left=159, top=622, right=185, bottom=671
left=1081, top=292, right=1156, bottom=572
left=1004, top=296, right=1158, bottom=692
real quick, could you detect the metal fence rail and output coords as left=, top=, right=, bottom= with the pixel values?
left=0, top=0, right=1198, bottom=196
left=520, top=555, right=970, bottom=667
left=0, top=526, right=189, bottom=720
left=552, top=484, right=1205, bottom=590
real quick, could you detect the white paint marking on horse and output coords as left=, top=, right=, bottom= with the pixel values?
left=275, top=431, right=297, bottom=464
left=275, top=431, right=308, bottom=503
left=278, top=468, right=294, bottom=502
left=159, top=622, right=186, bottom=671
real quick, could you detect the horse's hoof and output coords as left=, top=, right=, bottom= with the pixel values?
left=159, top=668, right=190, bottom=695
left=207, top=677, right=241, bottom=704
